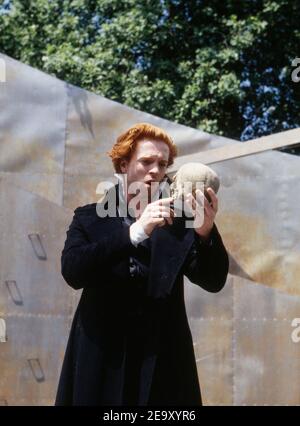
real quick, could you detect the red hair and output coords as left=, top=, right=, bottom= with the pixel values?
left=108, top=123, right=177, bottom=173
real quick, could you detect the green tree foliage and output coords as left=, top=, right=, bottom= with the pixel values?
left=0, top=0, right=300, bottom=147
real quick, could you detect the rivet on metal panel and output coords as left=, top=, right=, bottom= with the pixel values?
left=0, top=318, right=7, bottom=342
left=0, top=398, right=8, bottom=406
left=27, top=358, right=45, bottom=382
left=5, top=280, right=23, bottom=305
left=28, top=233, right=47, bottom=260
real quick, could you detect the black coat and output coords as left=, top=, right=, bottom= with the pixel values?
left=55, top=186, right=229, bottom=406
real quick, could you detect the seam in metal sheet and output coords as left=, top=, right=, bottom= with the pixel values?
left=61, top=83, right=71, bottom=208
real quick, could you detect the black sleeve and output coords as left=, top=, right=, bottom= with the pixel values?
left=182, top=223, right=229, bottom=293
left=61, top=210, right=133, bottom=290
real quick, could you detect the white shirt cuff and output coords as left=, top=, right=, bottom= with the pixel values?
left=129, top=221, right=149, bottom=247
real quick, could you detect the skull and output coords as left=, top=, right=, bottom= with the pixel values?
left=170, top=162, right=220, bottom=203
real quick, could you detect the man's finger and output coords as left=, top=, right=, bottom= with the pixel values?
left=152, top=206, right=174, bottom=216
left=206, top=187, right=218, bottom=212
left=194, top=189, right=205, bottom=207
left=155, top=197, right=174, bottom=205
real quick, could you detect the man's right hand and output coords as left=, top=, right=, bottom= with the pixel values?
left=136, top=197, right=175, bottom=236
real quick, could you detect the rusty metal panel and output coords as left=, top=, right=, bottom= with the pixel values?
left=234, top=319, right=299, bottom=405
left=0, top=53, right=66, bottom=206
left=0, top=179, right=80, bottom=406
left=62, top=173, right=109, bottom=212
left=188, top=317, right=233, bottom=406
left=0, top=172, right=64, bottom=208
left=185, top=276, right=234, bottom=405
left=233, top=276, right=300, bottom=405
left=185, top=273, right=300, bottom=405
left=211, top=152, right=300, bottom=295
left=0, top=315, right=72, bottom=406
left=0, top=180, right=77, bottom=317
left=0, top=54, right=66, bottom=175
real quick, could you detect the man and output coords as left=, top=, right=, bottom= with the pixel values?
left=55, top=122, right=229, bottom=406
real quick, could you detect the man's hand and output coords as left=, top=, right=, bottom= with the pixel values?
left=185, top=187, right=218, bottom=240
left=136, top=197, right=175, bottom=236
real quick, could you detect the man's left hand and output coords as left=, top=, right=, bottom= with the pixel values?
left=185, top=187, right=218, bottom=241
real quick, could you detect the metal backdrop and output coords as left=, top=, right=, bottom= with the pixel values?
left=0, top=53, right=299, bottom=406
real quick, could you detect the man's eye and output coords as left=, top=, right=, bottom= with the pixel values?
left=141, top=160, right=167, bottom=168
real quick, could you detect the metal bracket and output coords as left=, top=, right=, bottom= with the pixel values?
left=5, top=280, right=23, bottom=306
left=28, top=233, right=47, bottom=260
left=27, top=358, right=45, bottom=382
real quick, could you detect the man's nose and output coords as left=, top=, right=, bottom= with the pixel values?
left=150, top=164, right=160, bottom=174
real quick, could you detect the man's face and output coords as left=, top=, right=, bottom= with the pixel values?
left=120, top=138, right=170, bottom=199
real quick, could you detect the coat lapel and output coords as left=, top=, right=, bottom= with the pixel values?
left=147, top=218, right=195, bottom=298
